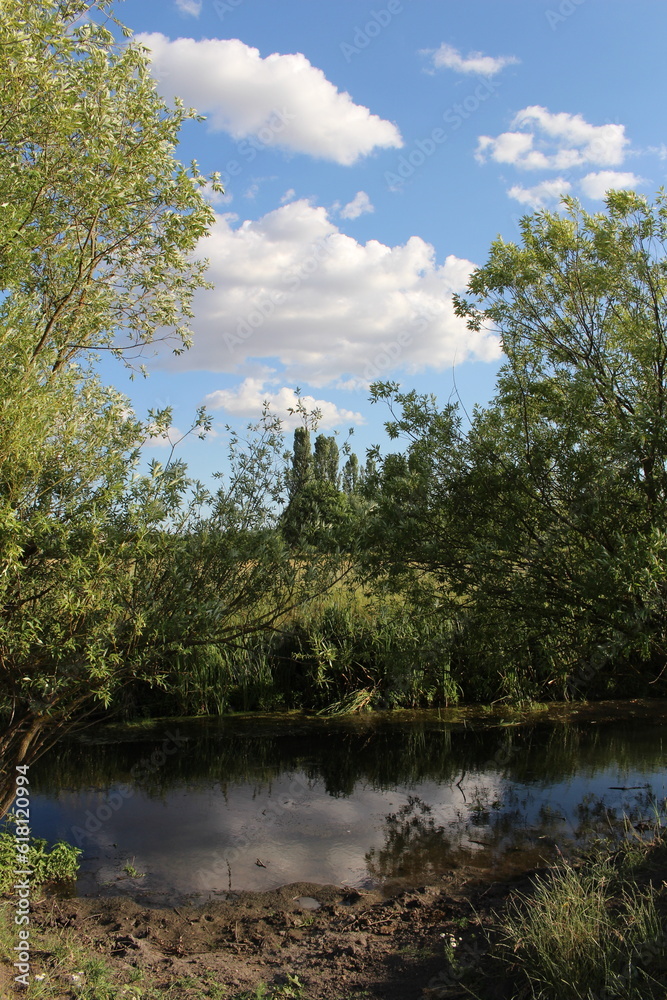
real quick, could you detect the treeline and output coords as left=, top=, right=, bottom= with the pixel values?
left=120, top=180, right=667, bottom=717
left=146, top=188, right=667, bottom=718
left=3, top=2, right=667, bottom=809
left=362, top=191, right=667, bottom=707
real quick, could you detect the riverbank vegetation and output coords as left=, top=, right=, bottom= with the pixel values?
left=2, top=820, right=666, bottom=998
left=4, top=0, right=667, bottom=797
left=0, top=821, right=80, bottom=896
left=501, top=841, right=667, bottom=999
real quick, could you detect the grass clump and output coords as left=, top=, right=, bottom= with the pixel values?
left=122, top=859, right=146, bottom=879
left=229, top=975, right=305, bottom=999
left=501, top=845, right=667, bottom=999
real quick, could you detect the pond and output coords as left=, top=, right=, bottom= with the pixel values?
left=24, top=700, right=667, bottom=905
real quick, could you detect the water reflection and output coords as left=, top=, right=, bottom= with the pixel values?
left=21, top=704, right=667, bottom=902
left=366, top=796, right=458, bottom=884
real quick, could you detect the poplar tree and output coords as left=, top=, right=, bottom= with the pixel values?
left=314, top=434, right=340, bottom=487
left=288, top=427, right=314, bottom=498
left=342, top=453, right=360, bottom=494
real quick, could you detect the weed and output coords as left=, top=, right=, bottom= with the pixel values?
left=0, top=816, right=81, bottom=893
left=229, top=975, right=305, bottom=999
left=122, top=858, right=146, bottom=878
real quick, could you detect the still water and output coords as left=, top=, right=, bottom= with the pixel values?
left=26, top=701, right=667, bottom=904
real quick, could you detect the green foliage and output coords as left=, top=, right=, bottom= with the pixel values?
left=114, top=583, right=459, bottom=717
left=0, top=0, right=346, bottom=808
left=282, top=418, right=369, bottom=548
left=8, top=2, right=667, bottom=817
left=313, top=434, right=340, bottom=487
left=0, top=0, right=221, bottom=792
left=273, top=589, right=459, bottom=711
left=122, top=859, right=145, bottom=878
left=283, top=426, right=356, bottom=546
left=0, top=0, right=217, bottom=363
left=368, top=192, right=667, bottom=702
left=0, top=821, right=81, bottom=893
left=342, top=452, right=360, bottom=494
left=281, top=479, right=359, bottom=548
left=286, top=427, right=313, bottom=499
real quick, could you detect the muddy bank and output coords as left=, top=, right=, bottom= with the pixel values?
left=2, top=867, right=532, bottom=999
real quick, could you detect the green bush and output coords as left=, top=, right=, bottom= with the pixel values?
left=0, top=818, right=81, bottom=894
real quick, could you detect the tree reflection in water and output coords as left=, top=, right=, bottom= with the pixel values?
left=365, top=786, right=667, bottom=888
left=366, top=796, right=456, bottom=883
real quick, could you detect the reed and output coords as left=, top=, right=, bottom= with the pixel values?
left=114, top=582, right=460, bottom=717
left=501, top=843, right=667, bottom=999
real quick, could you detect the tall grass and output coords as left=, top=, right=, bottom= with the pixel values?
left=113, top=584, right=459, bottom=718
left=114, top=637, right=278, bottom=718
left=501, top=846, right=667, bottom=999
left=277, top=593, right=459, bottom=712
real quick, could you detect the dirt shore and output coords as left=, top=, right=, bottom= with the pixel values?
left=1, top=865, right=533, bottom=999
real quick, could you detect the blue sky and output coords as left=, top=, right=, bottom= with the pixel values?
left=106, top=0, right=667, bottom=482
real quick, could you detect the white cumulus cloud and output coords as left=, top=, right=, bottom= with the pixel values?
left=136, top=33, right=403, bottom=165
left=161, top=199, right=501, bottom=386
left=174, top=0, right=201, bottom=16
left=429, top=42, right=519, bottom=76
left=204, top=380, right=364, bottom=429
left=579, top=170, right=644, bottom=200
left=508, top=178, right=573, bottom=209
left=340, top=191, right=374, bottom=220
left=477, top=106, right=629, bottom=171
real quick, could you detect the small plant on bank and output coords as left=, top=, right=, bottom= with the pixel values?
left=231, top=976, right=305, bottom=999
left=122, top=859, right=146, bottom=879
left=0, top=816, right=81, bottom=894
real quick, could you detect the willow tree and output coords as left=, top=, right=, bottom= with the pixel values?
left=0, top=5, right=352, bottom=810
left=369, top=192, right=667, bottom=700
left=0, top=0, right=220, bottom=806
left=458, top=191, right=667, bottom=696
